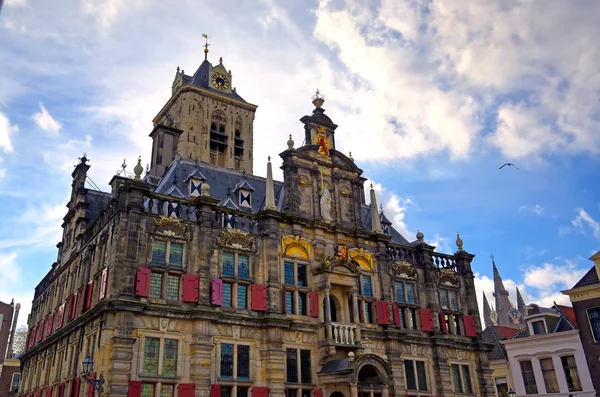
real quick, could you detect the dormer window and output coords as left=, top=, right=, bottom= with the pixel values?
left=189, top=178, right=203, bottom=196
left=239, top=189, right=252, bottom=208
left=531, top=319, right=547, bottom=335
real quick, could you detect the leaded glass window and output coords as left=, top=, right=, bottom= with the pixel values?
left=395, top=282, right=405, bottom=303
left=238, top=388, right=248, bottom=397
left=362, top=275, right=372, bottom=297
left=220, top=387, right=231, bottom=397
left=141, top=384, right=154, bottom=397
left=300, top=350, right=311, bottom=384
left=223, top=283, right=232, bottom=307
left=149, top=273, right=162, bottom=299
left=162, top=339, right=178, bottom=376
left=166, top=275, right=179, bottom=300
left=143, top=338, right=160, bottom=375
left=449, top=290, right=458, bottom=310
left=238, top=255, right=249, bottom=279
left=151, top=241, right=167, bottom=264
left=405, top=360, right=428, bottom=391
left=440, top=289, right=459, bottom=311
left=406, top=284, right=416, bottom=304
left=416, top=361, right=428, bottom=391
left=220, top=343, right=234, bottom=379
left=286, top=348, right=298, bottom=383
left=169, top=243, right=183, bottom=268
left=237, top=285, right=247, bottom=309
left=160, top=384, right=174, bottom=397
left=284, top=262, right=294, bottom=285
left=297, top=264, right=307, bottom=287
left=365, top=302, right=372, bottom=323
left=222, top=253, right=235, bottom=277
left=451, top=364, right=463, bottom=393
left=237, top=345, right=250, bottom=380
left=589, top=308, right=600, bottom=342
left=461, top=365, right=472, bottom=394
left=285, top=291, right=294, bottom=314
left=298, top=292, right=307, bottom=316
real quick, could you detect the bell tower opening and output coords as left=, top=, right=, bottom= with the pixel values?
left=210, top=110, right=228, bottom=167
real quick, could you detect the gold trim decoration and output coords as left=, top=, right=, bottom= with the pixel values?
left=438, top=269, right=459, bottom=287
left=282, top=235, right=311, bottom=259
left=153, top=216, right=187, bottom=238
left=349, top=248, right=374, bottom=271
left=391, top=261, right=416, bottom=280
left=219, top=229, right=254, bottom=251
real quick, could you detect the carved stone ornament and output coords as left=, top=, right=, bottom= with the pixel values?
left=295, top=332, right=303, bottom=343
left=219, top=229, right=254, bottom=251
left=153, top=216, right=188, bottom=238
left=349, top=247, right=374, bottom=271
left=281, top=235, right=311, bottom=259
left=391, top=261, right=416, bottom=280
left=410, top=344, right=417, bottom=356
left=438, top=269, right=459, bottom=287
left=232, top=326, right=241, bottom=339
left=159, top=318, right=169, bottom=332
left=457, top=350, right=464, bottom=360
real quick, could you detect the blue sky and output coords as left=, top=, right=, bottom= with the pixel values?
left=1, top=0, right=600, bottom=326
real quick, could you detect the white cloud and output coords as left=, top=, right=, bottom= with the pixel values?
left=519, top=204, right=544, bottom=216
left=364, top=178, right=414, bottom=240
left=0, top=203, right=66, bottom=250
left=523, top=262, right=587, bottom=290
left=5, top=0, right=28, bottom=6
left=571, top=208, right=600, bottom=238
left=81, top=0, right=141, bottom=31
left=0, top=112, right=17, bottom=153
left=32, top=104, right=61, bottom=135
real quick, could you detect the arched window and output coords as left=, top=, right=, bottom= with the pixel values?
left=210, top=111, right=227, bottom=167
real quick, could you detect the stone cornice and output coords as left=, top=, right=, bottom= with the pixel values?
left=561, top=284, right=600, bottom=302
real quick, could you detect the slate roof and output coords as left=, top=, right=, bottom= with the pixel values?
left=184, top=60, right=248, bottom=103
left=318, top=358, right=350, bottom=374
left=482, top=326, right=521, bottom=361
left=556, top=305, right=578, bottom=328
left=572, top=266, right=600, bottom=289
left=509, top=304, right=577, bottom=340
left=85, top=190, right=112, bottom=224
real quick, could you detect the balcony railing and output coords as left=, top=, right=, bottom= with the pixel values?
left=330, top=322, right=358, bottom=345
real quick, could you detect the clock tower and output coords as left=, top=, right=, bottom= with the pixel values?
left=148, top=49, right=257, bottom=177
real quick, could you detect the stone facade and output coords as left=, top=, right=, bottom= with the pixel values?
left=18, top=53, right=495, bottom=397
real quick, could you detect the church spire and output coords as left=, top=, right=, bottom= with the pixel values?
left=491, top=256, right=515, bottom=327
left=516, top=287, right=526, bottom=321
left=482, top=292, right=493, bottom=329
left=492, top=257, right=509, bottom=296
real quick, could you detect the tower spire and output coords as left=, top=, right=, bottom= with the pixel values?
left=491, top=257, right=515, bottom=327
left=482, top=292, right=493, bottom=329
left=516, top=287, right=526, bottom=322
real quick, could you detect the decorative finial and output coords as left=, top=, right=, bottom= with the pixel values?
left=349, top=152, right=354, bottom=162
left=268, top=156, right=271, bottom=162
left=176, top=66, right=180, bottom=73
left=79, top=153, right=89, bottom=164
left=202, top=33, right=210, bottom=60
left=379, top=203, right=383, bottom=213
left=416, top=230, right=424, bottom=241
left=456, top=231, right=464, bottom=251
left=219, top=57, right=223, bottom=64
left=370, top=183, right=374, bottom=189
left=312, top=89, right=325, bottom=109
left=134, top=156, right=144, bottom=180
left=201, top=181, right=211, bottom=196
left=287, top=134, right=295, bottom=150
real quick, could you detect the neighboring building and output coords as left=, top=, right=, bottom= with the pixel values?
left=0, top=300, right=21, bottom=397
left=18, top=49, right=496, bottom=397
left=562, top=250, right=600, bottom=396
left=482, top=260, right=526, bottom=330
left=502, top=303, right=595, bottom=396
left=481, top=325, right=519, bottom=397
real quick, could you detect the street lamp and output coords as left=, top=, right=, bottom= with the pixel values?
left=507, top=388, right=516, bottom=397
left=81, top=355, right=105, bottom=393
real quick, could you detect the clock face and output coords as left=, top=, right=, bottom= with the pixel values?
left=211, top=72, right=230, bottom=90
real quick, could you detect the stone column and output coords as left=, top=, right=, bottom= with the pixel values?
left=108, top=336, right=136, bottom=397
left=324, top=283, right=332, bottom=340
left=350, top=382, right=358, bottom=397
left=351, top=288, right=361, bottom=342
left=381, top=384, right=389, bottom=397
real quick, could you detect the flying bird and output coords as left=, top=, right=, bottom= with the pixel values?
left=499, top=163, right=519, bottom=170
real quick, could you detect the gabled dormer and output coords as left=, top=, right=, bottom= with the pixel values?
left=380, top=207, right=392, bottom=236
left=185, top=169, right=206, bottom=197
left=234, top=178, right=255, bottom=209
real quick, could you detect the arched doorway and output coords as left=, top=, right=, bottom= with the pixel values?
left=330, top=392, right=344, bottom=397
left=357, top=365, right=383, bottom=397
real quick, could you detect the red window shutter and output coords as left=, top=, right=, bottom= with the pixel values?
left=209, top=385, right=221, bottom=397
left=84, top=280, right=94, bottom=310
left=314, top=390, right=323, bottom=397
left=252, top=387, right=269, bottom=397
left=87, top=372, right=96, bottom=397
left=45, top=313, right=54, bottom=338
left=393, top=305, right=401, bottom=328
left=419, top=308, right=434, bottom=332
left=376, top=301, right=390, bottom=325
left=251, top=284, right=267, bottom=311
left=440, top=313, right=447, bottom=334
left=281, top=288, right=287, bottom=314
left=127, top=381, right=141, bottom=397
left=310, top=290, right=318, bottom=317
left=58, top=383, right=65, bottom=397
left=45, top=386, right=52, bottom=397
left=177, top=383, right=195, bottom=397
left=72, top=378, right=81, bottom=397
left=70, top=293, right=78, bottom=320
left=211, top=278, right=223, bottom=306
left=36, top=322, right=43, bottom=342
left=182, top=274, right=200, bottom=302
left=135, top=267, right=151, bottom=297
left=99, top=268, right=109, bottom=300
left=463, top=314, right=478, bottom=337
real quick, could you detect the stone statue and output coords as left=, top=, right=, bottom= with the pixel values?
left=320, top=187, right=333, bottom=221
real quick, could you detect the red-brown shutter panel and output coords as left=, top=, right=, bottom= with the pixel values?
left=463, top=314, right=478, bottom=337
left=440, top=313, right=447, bottom=333
left=99, top=268, right=109, bottom=300
left=127, top=381, right=141, bottom=397
left=72, top=378, right=81, bottom=397
left=210, top=385, right=221, bottom=397
left=315, top=390, right=323, bottom=397
left=84, top=280, right=94, bottom=310
left=376, top=301, right=391, bottom=325
left=182, top=274, right=200, bottom=302
left=211, top=278, right=223, bottom=306
left=45, top=386, right=52, bottom=397
left=70, top=293, right=78, bottom=320
left=55, top=303, right=65, bottom=331
left=87, top=372, right=96, bottom=397
left=45, top=313, right=54, bottom=338
left=58, top=383, right=65, bottom=397
left=419, top=308, right=434, bottom=332
left=178, top=384, right=195, bottom=397
left=135, top=267, right=151, bottom=297
left=252, top=387, right=269, bottom=397
left=393, top=305, right=401, bottom=328
left=310, top=290, right=318, bottom=317
left=36, top=322, right=43, bottom=342
left=251, top=284, right=267, bottom=311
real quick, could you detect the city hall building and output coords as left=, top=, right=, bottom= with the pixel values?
left=18, top=49, right=495, bottom=397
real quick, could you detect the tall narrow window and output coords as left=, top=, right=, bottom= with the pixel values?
left=451, top=364, right=472, bottom=394
left=220, top=252, right=252, bottom=309
left=404, top=360, right=428, bottom=392
left=234, top=118, right=244, bottom=171
left=587, top=308, right=600, bottom=342
left=221, top=343, right=234, bottom=379
left=162, top=339, right=178, bottom=376
left=520, top=360, right=538, bottom=395
left=219, top=343, right=251, bottom=382
left=282, top=261, right=311, bottom=316
left=143, top=338, right=160, bottom=375
left=286, top=349, right=298, bottom=383
left=237, top=345, right=250, bottom=380
left=210, top=111, right=228, bottom=167
left=362, top=275, right=373, bottom=297
left=540, top=358, right=559, bottom=393
left=561, top=355, right=582, bottom=391
left=286, top=349, right=311, bottom=385
left=440, top=289, right=459, bottom=311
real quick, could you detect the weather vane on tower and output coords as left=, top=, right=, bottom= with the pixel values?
left=202, top=33, right=210, bottom=60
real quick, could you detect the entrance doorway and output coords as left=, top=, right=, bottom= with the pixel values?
left=358, top=365, right=383, bottom=397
